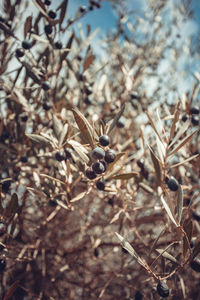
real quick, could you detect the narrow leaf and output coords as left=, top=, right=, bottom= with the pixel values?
left=177, top=185, right=183, bottom=224
left=149, top=145, right=161, bottom=185
left=53, top=115, right=63, bottom=140
left=5, top=193, right=19, bottom=218
left=3, top=280, right=20, bottom=300
left=68, top=140, right=89, bottom=164
left=109, top=172, right=139, bottom=180
left=106, top=152, right=126, bottom=172
left=168, top=130, right=198, bottom=157
left=0, top=185, right=4, bottom=214
left=70, top=190, right=91, bottom=203
left=183, top=219, right=193, bottom=258
left=192, top=241, right=200, bottom=260
left=146, top=111, right=163, bottom=143
left=170, top=153, right=199, bottom=168
left=24, top=16, right=32, bottom=38
left=107, top=104, right=125, bottom=135
left=158, top=187, right=177, bottom=226
left=59, top=123, right=69, bottom=146
left=169, top=101, right=180, bottom=143
left=115, top=232, right=146, bottom=268
left=26, top=133, right=51, bottom=146
left=83, top=54, right=95, bottom=73
left=71, top=107, right=96, bottom=148
left=59, top=0, right=68, bottom=28
left=169, top=119, right=190, bottom=149
left=149, top=227, right=166, bottom=256
left=138, top=182, right=154, bottom=194
left=110, top=209, right=124, bottom=224
left=156, top=249, right=179, bottom=264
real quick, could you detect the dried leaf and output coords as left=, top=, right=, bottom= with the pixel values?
left=149, top=145, right=161, bottom=185
left=59, top=123, right=69, bottom=146
left=106, top=152, right=126, bottom=172
left=158, top=187, right=178, bottom=226
left=56, top=200, right=69, bottom=210
left=115, top=232, right=146, bottom=268
left=61, top=33, right=74, bottom=61
left=68, top=140, right=89, bottom=164
left=24, top=16, right=32, bottom=38
left=70, top=190, right=91, bottom=203
left=3, top=280, right=20, bottom=300
left=146, top=111, right=163, bottom=143
left=53, top=115, right=63, bottom=140
left=26, top=133, right=51, bottom=146
left=0, top=185, right=4, bottom=214
left=110, top=209, right=124, bottom=224
left=107, top=104, right=125, bottom=135
left=177, top=185, right=183, bottom=224
left=33, top=0, right=49, bottom=19
left=149, top=227, right=166, bottom=256
left=5, top=193, right=19, bottom=218
left=192, top=241, right=200, bottom=260
left=71, top=107, right=96, bottom=148
left=169, top=101, right=180, bottom=143
left=138, top=182, right=154, bottom=194
left=59, top=0, right=68, bottom=28
left=168, top=130, right=198, bottom=157
left=170, top=153, right=199, bottom=168
left=83, top=54, right=95, bottom=73
left=169, top=119, right=190, bottom=149
left=109, top=172, right=139, bottom=180
left=156, top=249, right=179, bottom=264
left=13, top=88, right=31, bottom=111
left=183, top=219, right=193, bottom=258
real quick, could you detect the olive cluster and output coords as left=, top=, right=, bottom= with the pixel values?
left=85, top=135, right=116, bottom=190
left=182, top=105, right=199, bottom=126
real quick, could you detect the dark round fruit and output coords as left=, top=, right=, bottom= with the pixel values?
left=2, top=181, right=11, bottom=193
left=48, top=199, right=57, bottom=207
left=116, top=116, right=126, bottom=128
left=122, top=247, right=128, bottom=254
left=191, top=115, right=199, bottom=126
left=84, top=97, right=92, bottom=105
left=0, top=259, right=6, bottom=272
left=190, top=106, right=199, bottom=115
left=80, top=5, right=87, bottom=13
left=20, top=156, right=28, bottom=163
left=99, top=135, right=110, bottom=147
left=94, top=248, right=99, bottom=257
left=190, top=238, right=195, bottom=248
left=167, top=176, right=179, bottom=191
left=48, top=10, right=57, bottom=19
left=42, top=81, right=50, bottom=91
left=141, top=167, right=149, bottom=180
left=65, top=149, right=72, bottom=159
left=135, top=290, right=143, bottom=300
left=0, top=223, right=6, bottom=237
left=130, top=91, right=139, bottom=100
left=190, top=257, right=200, bottom=273
left=16, top=48, right=24, bottom=58
left=182, top=114, right=188, bottom=122
left=192, top=211, right=200, bottom=222
left=157, top=281, right=169, bottom=298
left=44, top=0, right=51, bottom=5
left=21, top=112, right=28, bottom=122
left=92, top=161, right=105, bottom=174
left=96, top=178, right=105, bottom=190
left=22, top=39, right=32, bottom=50
left=92, top=147, right=105, bottom=160
left=105, top=149, right=116, bottom=163
left=85, top=167, right=97, bottom=180
left=43, top=102, right=51, bottom=110
left=44, top=24, right=52, bottom=35
left=55, top=41, right=62, bottom=49
left=84, top=84, right=92, bottom=95
left=55, top=150, right=66, bottom=162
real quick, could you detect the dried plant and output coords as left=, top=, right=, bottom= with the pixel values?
left=0, top=0, right=199, bottom=299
